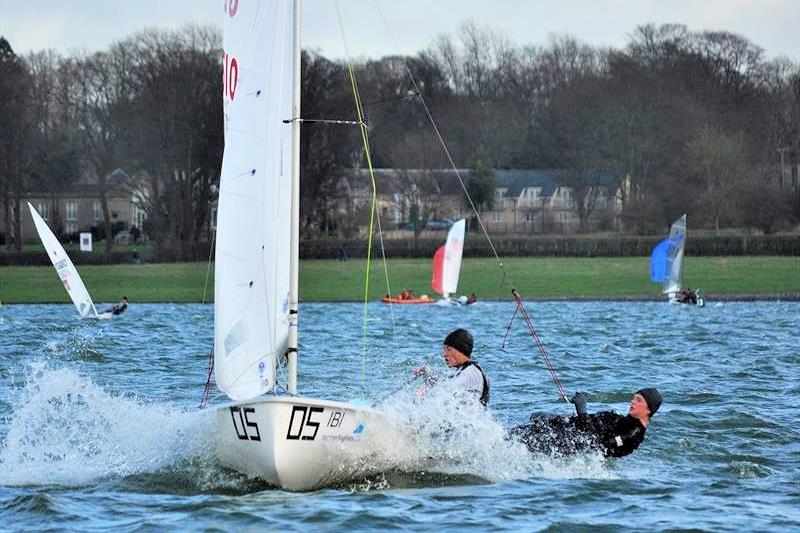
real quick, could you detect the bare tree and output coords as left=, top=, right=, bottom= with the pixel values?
left=124, top=26, right=222, bottom=259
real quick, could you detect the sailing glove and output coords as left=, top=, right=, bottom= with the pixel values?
left=571, top=392, right=589, bottom=416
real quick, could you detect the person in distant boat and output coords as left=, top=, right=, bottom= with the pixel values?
left=677, top=288, right=697, bottom=305
left=415, top=328, right=490, bottom=406
left=104, top=296, right=129, bottom=316
left=466, top=293, right=478, bottom=305
left=509, top=388, right=662, bottom=458
left=400, top=289, right=415, bottom=300
left=686, top=288, right=697, bottom=304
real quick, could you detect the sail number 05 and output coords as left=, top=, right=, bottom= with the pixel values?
left=230, top=405, right=346, bottom=442
left=230, top=406, right=261, bottom=441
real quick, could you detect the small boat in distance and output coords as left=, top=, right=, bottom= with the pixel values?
left=28, top=202, right=107, bottom=319
left=382, top=290, right=435, bottom=304
left=650, top=214, right=704, bottom=306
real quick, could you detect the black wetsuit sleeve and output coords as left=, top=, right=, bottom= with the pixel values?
left=584, top=412, right=646, bottom=457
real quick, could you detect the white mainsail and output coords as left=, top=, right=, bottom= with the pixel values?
left=213, top=1, right=410, bottom=491
left=214, top=0, right=294, bottom=401
left=27, top=202, right=99, bottom=319
left=432, top=219, right=465, bottom=299
left=663, top=214, right=686, bottom=296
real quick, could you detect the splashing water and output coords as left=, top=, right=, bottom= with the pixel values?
left=376, top=376, right=618, bottom=483
left=0, top=362, right=212, bottom=487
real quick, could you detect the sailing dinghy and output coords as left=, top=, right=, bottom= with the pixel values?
left=650, top=214, right=704, bottom=306
left=28, top=202, right=105, bottom=319
left=431, top=219, right=467, bottom=304
left=212, top=0, right=407, bottom=490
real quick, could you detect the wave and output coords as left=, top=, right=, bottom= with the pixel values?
left=0, top=363, right=211, bottom=488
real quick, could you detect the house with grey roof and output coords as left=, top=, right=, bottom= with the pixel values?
left=337, top=168, right=622, bottom=235
left=487, top=169, right=621, bottom=233
left=2, top=169, right=148, bottom=245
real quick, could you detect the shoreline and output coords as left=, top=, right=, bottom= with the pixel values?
left=2, top=293, right=798, bottom=305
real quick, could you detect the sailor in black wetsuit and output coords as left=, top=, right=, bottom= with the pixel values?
left=103, top=296, right=129, bottom=316
left=510, top=388, right=662, bottom=457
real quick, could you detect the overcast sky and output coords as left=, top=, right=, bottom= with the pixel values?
left=1, top=0, right=798, bottom=60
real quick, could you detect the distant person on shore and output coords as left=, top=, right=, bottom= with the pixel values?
left=414, top=328, right=490, bottom=406
left=104, top=296, right=129, bottom=316
left=509, top=388, right=662, bottom=458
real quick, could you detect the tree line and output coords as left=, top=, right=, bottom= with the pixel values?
left=0, top=21, right=797, bottom=259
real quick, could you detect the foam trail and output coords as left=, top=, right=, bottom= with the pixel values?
left=0, top=363, right=212, bottom=487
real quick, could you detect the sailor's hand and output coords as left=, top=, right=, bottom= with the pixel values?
left=412, top=365, right=429, bottom=378
left=570, top=392, right=588, bottom=415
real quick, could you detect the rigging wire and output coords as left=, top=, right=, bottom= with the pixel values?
left=199, top=230, right=216, bottom=408
left=374, top=206, right=400, bottom=354
left=335, top=0, right=381, bottom=399
left=370, top=0, right=570, bottom=402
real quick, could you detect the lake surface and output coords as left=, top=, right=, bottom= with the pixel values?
left=1, top=300, right=798, bottom=531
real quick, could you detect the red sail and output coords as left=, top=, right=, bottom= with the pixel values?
left=431, top=245, right=445, bottom=294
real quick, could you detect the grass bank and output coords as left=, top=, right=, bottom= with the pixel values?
left=0, top=256, right=797, bottom=304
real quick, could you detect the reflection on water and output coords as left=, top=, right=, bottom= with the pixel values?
left=0, top=301, right=798, bottom=531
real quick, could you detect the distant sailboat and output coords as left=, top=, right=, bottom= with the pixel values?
left=212, top=0, right=407, bottom=490
left=431, top=219, right=467, bottom=304
left=650, top=214, right=704, bottom=306
left=28, top=202, right=105, bottom=319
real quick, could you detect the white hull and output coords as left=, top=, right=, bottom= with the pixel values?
left=215, top=396, right=406, bottom=490
left=667, top=294, right=705, bottom=307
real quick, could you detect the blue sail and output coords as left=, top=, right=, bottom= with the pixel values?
left=650, top=238, right=671, bottom=282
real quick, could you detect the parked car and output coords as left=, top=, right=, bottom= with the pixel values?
left=404, top=219, right=454, bottom=231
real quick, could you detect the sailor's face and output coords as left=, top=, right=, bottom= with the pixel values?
left=629, top=393, right=650, bottom=418
left=443, top=344, right=468, bottom=367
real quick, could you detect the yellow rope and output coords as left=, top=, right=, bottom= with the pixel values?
left=335, top=0, right=379, bottom=398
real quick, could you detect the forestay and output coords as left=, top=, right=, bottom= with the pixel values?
left=215, top=0, right=294, bottom=401
left=28, top=202, right=99, bottom=319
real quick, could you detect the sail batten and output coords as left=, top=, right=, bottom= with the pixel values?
left=215, top=0, right=294, bottom=401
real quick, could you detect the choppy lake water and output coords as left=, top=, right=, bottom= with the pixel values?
left=0, top=300, right=798, bottom=531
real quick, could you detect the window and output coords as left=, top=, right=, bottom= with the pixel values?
left=37, top=202, right=49, bottom=220
left=525, top=212, right=534, bottom=222
left=527, top=188, right=539, bottom=206
left=66, top=222, right=78, bottom=234
left=495, top=190, right=504, bottom=204
left=93, top=201, right=103, bottom=222
left=133, top=203, right=147, bottom=230
left=559, top=212, right=570, bottom=222
left=66, top=201, right=77, bottom=221
left=492, top=212, right=501, bottom=222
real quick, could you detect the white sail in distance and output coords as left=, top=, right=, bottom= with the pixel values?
left=440, top=219, right=465, bottom=298
left=27, top=202, right=98, bottom=319
left=214, top=0, right=294, bottom=401
left=663, top=214, right=686, bottom=295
